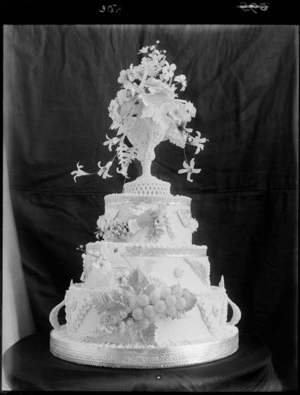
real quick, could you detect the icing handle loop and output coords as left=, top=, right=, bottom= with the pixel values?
left=49, top=300, right=65, bottom=330
left=227, top=297, right=241, bottom=326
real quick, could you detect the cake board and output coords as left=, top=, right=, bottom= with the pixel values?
left=50, top=325, right=239, bottom=369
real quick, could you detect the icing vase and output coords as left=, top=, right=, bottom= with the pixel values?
left=127, top=116, right=167, bottom=177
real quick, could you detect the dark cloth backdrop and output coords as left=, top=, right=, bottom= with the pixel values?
left=4, top=25, right=298, bottom=390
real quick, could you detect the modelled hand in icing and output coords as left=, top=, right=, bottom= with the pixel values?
left=128, top=209, right=160, bottom=236
left=136, top=209, right=157, bottom=228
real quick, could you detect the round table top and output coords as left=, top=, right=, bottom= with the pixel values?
left=3, top=331, right=282, bottom=391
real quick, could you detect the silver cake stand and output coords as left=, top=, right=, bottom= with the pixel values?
left=50, top=325, right=239, bottom=369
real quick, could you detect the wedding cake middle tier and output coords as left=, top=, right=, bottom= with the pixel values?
left=80, top=241, right=210, bottom=291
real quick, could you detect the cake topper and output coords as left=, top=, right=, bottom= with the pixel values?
left=72, top=41, right=208, bottom=183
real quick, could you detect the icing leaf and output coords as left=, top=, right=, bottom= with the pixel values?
left=181, top=288, right=197, bottom=311
left=92, top=293, right=109, bottom=315
left=116, top=142, right=138, bottom=177
left=143, top=283, right=156, bottom=296
left=124, top=317, right=140, bottom=342
left=139, top=323, right=157, bottom=345
left=140, top=103, right=157, bottom=119
left=148, top=221, right=165, bottom=242
left=176, top=209, right=191, bottom=228
left=127, top=294, right=139, bottom=311
left=168, top=285, right=197, bottom=318
left=197, top=265, right=208, bottom=285
left=147, top=275, right=167, bottom=289
left=167, top=128, right=186, bottom=148
left=184, top=258, right=208, bottom=285
left=92, top=289, right=133, bottom=323
left=127, top=267, right=150, bottom=294
left=174, top=310, right=186, bottom=320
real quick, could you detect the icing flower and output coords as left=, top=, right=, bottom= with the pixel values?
left=97, top=161, right=113, bottom=179
left=127, top=63, right=145, bottom=83
left=101, top=312, right=119, bottom=328
left=118, top=320, right=126, bottom=335
left=161, top=61, right=177, bottom=81
left=96, top=215, right=107, bottom=230
left=116, top=89, right=134, bottom=106
left=103, top=135, right=120, bottom=151
left=168, top=102, right=192, bottom=124
left=98, top=257, right=111, bottom=272
left=71, top=162, right=91, bottom=182
left=189, top=217, right=199, bottom=232
left=116, top=165, right=129, bottom=179
left=117, top=70, right=128, bottom=84
left=178, top=158, right=201, bottom=182
left=138, top=46, right=150, bottom=54
left=174, top=267, right=184, bottom=278
left=100, top=219, right=129, bottom=241
left=184, top=101, right=196, bottom=118
left=108, top=99, right=122, bottom=130
left=174, top=74, right=187, bottom=91
left=189, top=131, right=208, bottom=155
left=148, top=214, right=165, bottom=242
left=114, top=271, right=130, bottom=286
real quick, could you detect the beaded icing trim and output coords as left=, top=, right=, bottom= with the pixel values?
left=84, top=241, right=207, bottom=257
left=68, top=283, right=227, bottom=300
left=105, top=193, right=191, bottom=206
left=122, top=245, right=207, bottom=257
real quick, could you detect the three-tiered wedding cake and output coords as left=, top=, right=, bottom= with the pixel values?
left=49, top=41, right=241, bottom=368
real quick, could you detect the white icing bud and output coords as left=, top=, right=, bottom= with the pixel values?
left=213, top=306, right=219, bottom=317
left=96, top=215, right=107, bottom=229
left=173, top=267, right=184, bottom=278
left=219, top=275, right=225, bottom=288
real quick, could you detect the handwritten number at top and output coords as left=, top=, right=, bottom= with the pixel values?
left=99, top=4, right=122, bottom=15
left=236, top=2, right=269, bottom=13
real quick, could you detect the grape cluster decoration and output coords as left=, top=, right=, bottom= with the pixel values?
left=132, top=284, right=195, bottom=331
left=91, top=266, right=197, bottom=344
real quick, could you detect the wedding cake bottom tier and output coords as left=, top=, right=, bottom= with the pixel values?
left=50, top=325, right=239, bottom=368
left=63, top=283, right=232, bottom=345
